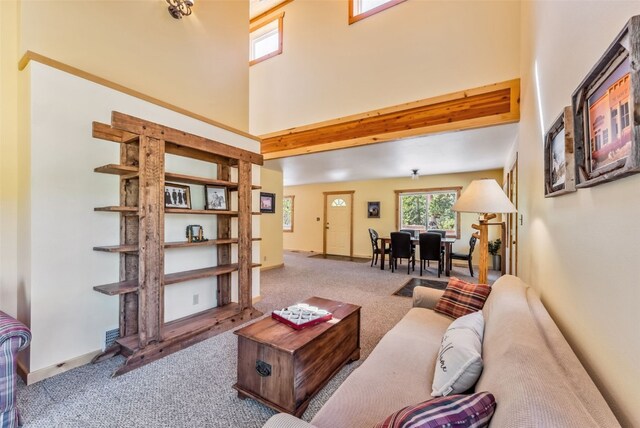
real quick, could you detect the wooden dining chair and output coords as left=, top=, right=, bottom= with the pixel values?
left=390, top=232, right=415, bottom=274
left=368, top=228, right=390, bottom=267
left=449, top=235, right=477, bottom=277
left=419, top=232, right=442, bottom=277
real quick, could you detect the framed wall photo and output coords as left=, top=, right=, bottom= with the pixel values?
left=164, top=183, right=191, bottom=209
left=260, top=192, right=276, bottom=213
left=367, top=201, right=380, bottom=218
left=204, top=185, right=229, bottom=211
left=572, top=15, right=640, bottom=188
left=544, top=107, right=576, bottom=197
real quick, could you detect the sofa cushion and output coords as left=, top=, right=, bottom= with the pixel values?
left=434, top=278, right=491, bottom=319
left=432, top=311, right=484, bottom=396
left=477, top=276, right=620, bottom=427
left=310, top=307, right=452, bottom=428
left=374, top=392, right=496, bottom=428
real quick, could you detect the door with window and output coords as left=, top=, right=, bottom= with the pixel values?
left=324, top=192, right=354, bottom=256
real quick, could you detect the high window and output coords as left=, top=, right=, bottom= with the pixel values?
left=283, top=195, right=294, bottom=232
left=349, top=0, right=407, bottom=25
left=395, top=187, right=462, bottom=238
left=250, top=13, right=284, bottom=66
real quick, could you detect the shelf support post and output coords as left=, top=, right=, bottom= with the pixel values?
left=238, top=160, right=253, bottom=310
left=217, top=164, right=232, bottom=306
left=137, top=136, right=165, bottom=347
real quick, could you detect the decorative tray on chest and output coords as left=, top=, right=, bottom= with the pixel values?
left=272, top=304, right=333, bottom=330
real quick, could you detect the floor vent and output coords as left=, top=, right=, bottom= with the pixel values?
left=105, top=328, right=120, bottom=348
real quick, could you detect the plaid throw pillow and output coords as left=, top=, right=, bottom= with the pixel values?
left=434, top=277, right=491, bottom=319
left=375, top=392, right=496, bottom=428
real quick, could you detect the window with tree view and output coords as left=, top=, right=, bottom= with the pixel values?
left=397, top=188, right=461, bottom=237
left=283, top=195, right=294, bottom=232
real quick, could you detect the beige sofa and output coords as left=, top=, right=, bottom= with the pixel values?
left=263, top=275, right=620, bottom=428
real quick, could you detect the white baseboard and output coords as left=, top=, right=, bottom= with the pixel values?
left=21, top=349, right=102, bottom=385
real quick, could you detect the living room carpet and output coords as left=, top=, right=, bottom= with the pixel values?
left=16, top=251, right=496, bottom=427
left=308, top=253, right=370, bottom=263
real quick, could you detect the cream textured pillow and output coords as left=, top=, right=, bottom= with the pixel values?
left=432, top=310, right=484, bottom=397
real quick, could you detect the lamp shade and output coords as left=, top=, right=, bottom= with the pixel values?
left=452, top=179, right=516, bottom=214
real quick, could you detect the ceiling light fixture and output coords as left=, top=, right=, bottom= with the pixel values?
left=167, top=0, right=194, bottom=19
left=411, top=169, right=419, bottom=180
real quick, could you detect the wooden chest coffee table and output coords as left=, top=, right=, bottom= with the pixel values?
left=233, top=297, right=361, bottom=416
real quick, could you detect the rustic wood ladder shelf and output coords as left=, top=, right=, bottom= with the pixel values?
left=90, top=112, right=264, bottom=377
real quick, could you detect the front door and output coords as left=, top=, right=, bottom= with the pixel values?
left=324, top=193, right=353, bottom=256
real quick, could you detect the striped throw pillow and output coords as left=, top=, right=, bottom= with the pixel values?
left=434, top=278, right=491, bottom=319
left=375, top=392, right=496, bottom=428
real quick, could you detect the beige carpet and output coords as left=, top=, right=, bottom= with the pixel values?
left=16, top=251, right=496, bottom=427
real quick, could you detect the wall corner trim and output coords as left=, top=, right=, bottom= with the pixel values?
left=17, top=51, right=262, bottom=143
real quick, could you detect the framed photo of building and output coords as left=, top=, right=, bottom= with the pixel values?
left=260, top=192, right=276, bottom=213
left=367, top=201, right=380, bottom=218
left=572, top=15, right=640, bottom=188
left=164, top=183, right=191, bottom=209
left=544, top=107, right=576, bottom=197
left=204, top=186, right=228, bottom=211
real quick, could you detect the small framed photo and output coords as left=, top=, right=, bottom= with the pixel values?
left=260, top=192, right=276, bottom=213
left=572, top=15, right=640, bottom=188
left=367, top=201, right=380, bottom=218
left=165, top=183, right=191, bottom=209
left=544, top=107, right=576, bottom=197
left=205, top=186, right=229, bottom=211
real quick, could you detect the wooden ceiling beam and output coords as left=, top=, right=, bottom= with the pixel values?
left=261, top=79, right=520, bottom=159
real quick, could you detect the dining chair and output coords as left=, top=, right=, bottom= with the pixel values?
left=390, top=232, right=415, bottom=274
left=426, top=229, right=446, bottom=267
left=368, top=228, right=390, bottom=268
left=449, top=235, right=477, bottom=277
left=399, top=229, right=416, bottom=238
left=419, top=232, right=442, bottom=277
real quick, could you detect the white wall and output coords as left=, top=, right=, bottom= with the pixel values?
left=516, top=3, right=640, bottom=426
left=24, top=61, right=260, bottom=373
left=250, top=0, right=520, bottom=134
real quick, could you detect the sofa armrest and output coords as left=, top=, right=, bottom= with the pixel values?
left=262, top=413, right=317, bottom=428
left=0, top=311, right=31, bottom=352
left=412, top=286, right=445, bottom=310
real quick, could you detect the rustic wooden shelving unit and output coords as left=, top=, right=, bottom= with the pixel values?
left=91, top=112, right=264, bottom=376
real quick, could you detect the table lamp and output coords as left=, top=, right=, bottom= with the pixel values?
left=452, top=179, right=516, bottom=284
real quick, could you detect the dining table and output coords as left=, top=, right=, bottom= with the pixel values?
left=378, top=236, right=456, bottom=276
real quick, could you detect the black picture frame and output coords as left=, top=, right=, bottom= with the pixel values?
left=367, top=201, right=380, bottom=218
left=260, top=192, right=276, bottom=213
left=544, top=107, right=576, bottom=197
left=164, top=183, right=191, bottom=209
left=572, top=15, right=640, bottom=188
left=204, top=185, right=229, bottom=211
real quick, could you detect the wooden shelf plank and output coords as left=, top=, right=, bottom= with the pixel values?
left=116, top=303, right=244, bottom=351
left=93, top=244, right=138, bottom=253
left=94, top=279, right=138, bottom=296
left=165, top=208, right=238, bottom=215
left=164, top=264, right=240, bottom=285
left=165, top=171, right=261, bottom=190
left=94, top=164, right=138, bottom=176
left=95, top=206, right=139, bottom=213
left=93, top=238, right=261, bottom=253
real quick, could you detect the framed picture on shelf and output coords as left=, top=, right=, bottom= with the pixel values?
left=204, top=185, right=228, bottom=211
left=367, top=201, right=380, bottom=218
left=544, top=107, right=576, bottom=197
left=572, top=15, right=640, bottom=188
left=260, top=192, right=276, bottom=213
left=164, top=183, right=191, bottom=209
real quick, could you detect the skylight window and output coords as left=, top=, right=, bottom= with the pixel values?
left=250, top=13, right=284, bottom=65
left=349, top=0, right=406, bottom=25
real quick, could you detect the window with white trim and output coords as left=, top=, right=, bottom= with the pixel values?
left=250, top=13, right=284, bottom=65
left=395, top=188, right=461, bottom=238
left=349, top=0, right=406, bottom=25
